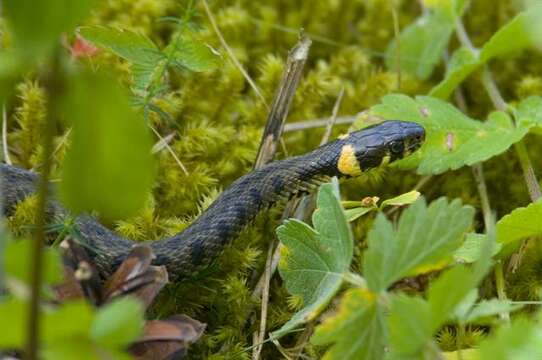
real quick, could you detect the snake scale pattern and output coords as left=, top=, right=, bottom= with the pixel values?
left=0, top=120, right=425, bottom=279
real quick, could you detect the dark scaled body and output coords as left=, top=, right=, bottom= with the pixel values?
left=0, top=120, right=425, bottom=279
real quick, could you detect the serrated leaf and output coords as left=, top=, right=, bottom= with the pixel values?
left=388, top=294, right=432, bottom=356
left=78, top=26, right=163, bottom=65
left=389, top=232, right=493, bottom=358
left=311, top=288, right=386, bottom=360
left=380, top=190, right=420, bottom=208
left=5, top=239, right=63, bottom=286
left=385, top=10, right=453, bottom=80
left=364, top=197, right=474, bottom=292
left=165, top=34, right=221, bottom=72
left=90, top=297, right=144, bottom=348
left=454, top=233, right=501, bottom=263
left=427, top=266, right=482, bottom=328
left=3, top=0, right=94, bottom=59
left=60, top=72, right=155, bottom=220
left=429, top=47, right=481, bottom=99
left=273, top=181, right=353, bottom=339
left=371, top=94, right=529, bottom=175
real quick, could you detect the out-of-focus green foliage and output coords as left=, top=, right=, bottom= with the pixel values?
left=60, top=71, right=154, bottom=220
left=3, top=0, right=542, bottom=359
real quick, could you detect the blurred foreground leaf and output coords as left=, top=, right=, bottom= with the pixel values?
left=90, top=297, right=145, bottom=348
left=272, top=181, right=353, bottom=339
left=5, top=239, right=63, bottom=287
left=3, top=0, right=94, bottom=59
left=479, top=315, right=542, bottom=360
left=60, top=72, right=154, bottom=220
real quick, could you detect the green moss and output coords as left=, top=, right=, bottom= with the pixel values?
left=5, top=0, right=542, bottom=358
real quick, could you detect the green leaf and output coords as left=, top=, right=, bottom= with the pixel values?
left=515, top=96, right=542, bottom=133
left=345, top=206, right=375, bottom=222
left=496, top=199, right=542, bottom=247
left=427, top=266, right=481, bottom=328
left=429, top=47, right=481, bottom=99
left=463, top=299, right=523, bottom=324
left=90, top=297, right=144, bottom=348
left=0, top=297, right=26, bottom=348
left=389, top=232, right=493, bottom=357
left=43, top=300, right=94, bottom=344
left=423, top=0, right=467, bottom=20
left=273, top=181, right=353, bottom=339
left=3, top=0, right=95, bottom=59
left=78, top=26, right=163, bottom=65
left=164, top=34, right=221, bottom=72
left=430, top=6, right=542, bottom=99
left=385, top=10, right=454, bottom=80
left=388, top=294, right=432, bottom=356
left=371, top=94, right=529, bottom=175
left=364, top=197, right=474, bottom=292
left=479, top=5, right=542, bottom=62
left=43, top=339, right=133, bottom=360
left=454, top=233, right=501, bottom=263
left=60, top=71, right=155, bottom=220
left=311, top=288, right=387, bottom=360
left=380, top=190, right=421, bottom=208
left=479, top=316, right=542, bottom=360
left=5, top=239, right=63, bottom=286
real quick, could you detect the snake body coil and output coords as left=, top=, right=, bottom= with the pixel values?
left=0, top=120, right=425, bottom=279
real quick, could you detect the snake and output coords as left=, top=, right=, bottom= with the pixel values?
left=0, top=120, right=425, bottom=279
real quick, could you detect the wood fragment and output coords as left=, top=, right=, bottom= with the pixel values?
left=253, top=35, right=312, bottom=169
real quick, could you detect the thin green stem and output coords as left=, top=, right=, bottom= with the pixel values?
left=494, top=261, right=510, bottom=323
left=514, top=141, right=542, bottom=201
left=454, top=20, right=541, bottom=203
left=471, top=164, right=493, bottom=232
left=25, top=50, right=61, bottom=360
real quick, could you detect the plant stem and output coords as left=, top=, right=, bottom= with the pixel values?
left=25, top=50, right=61, bottom=360
left=494, top=261, right=510, bottom=323
left=455, top=20, right=542, bottom=203
left=471, top=164, right=492, bottom=232
left=514, top=141, right=542, bottom=201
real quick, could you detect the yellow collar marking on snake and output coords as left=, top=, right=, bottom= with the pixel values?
left=337, top=144, right=363, bottom=176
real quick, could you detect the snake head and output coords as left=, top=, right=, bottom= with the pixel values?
left=336, top=120, right=425, bottom=176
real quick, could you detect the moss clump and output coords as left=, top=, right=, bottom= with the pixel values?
left=5, top=0, right=542, bottom=358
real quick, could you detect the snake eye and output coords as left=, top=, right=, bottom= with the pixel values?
left=389, top=141, right=404, bottom=155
